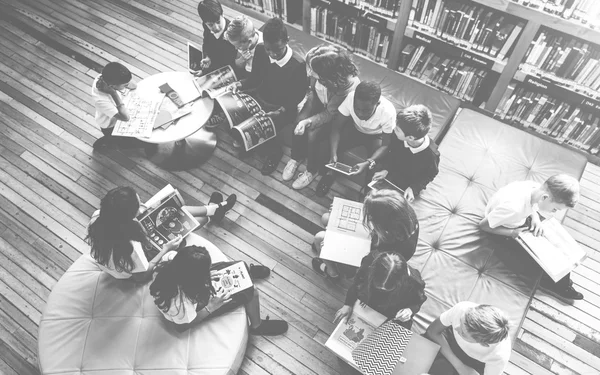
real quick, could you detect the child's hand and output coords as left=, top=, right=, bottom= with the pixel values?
left=226, top=81, right=241, bottom=94
left=164, top=235, right=184, bottom=251
left=334, top=305, right=353, bottom=325
left=96, top=78, right=115, bottom=95
left=207, top=291, right=232, bottom=311
left=294, top=119, right=311, bottom=135
left=350, top=161, right=369, bottom=175
left=372, top=170, right=388, bottom=181
left=200, top=57, right=211, bottom=69
left=126, top=81, right=137, bottom=91
left=394, top=308, right=412, bottom=322
left=404, top=187, right=415, bottom=203
left=529, top=216, right=544, bottom=237
left=511, top=227, right=527, bottom=239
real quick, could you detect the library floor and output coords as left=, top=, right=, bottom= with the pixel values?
left=0, top=0, right=599, bottom=374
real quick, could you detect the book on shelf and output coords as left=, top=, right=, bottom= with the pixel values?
left=510, top=0, right=600, bottom=30
left=233, top=0, right=288, bottom=21
left=515, top=217, right=587, bottom=282
left=407, top=0, right=525, bottom=61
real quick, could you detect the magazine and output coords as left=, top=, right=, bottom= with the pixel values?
left=320, top=197, right=372, bottom=267
left=325, top=300, right=387, bottom=369
left=193, top=65, right=238, bottom=99
left=137, top=185, right=200, bottom=251
left=516, top=217, right=587, bottom=282
left=368, top=178, right=405, bottom=194
left=211, top=261, right=254, bottom=297
left=112, top=91, right=165, bottom=138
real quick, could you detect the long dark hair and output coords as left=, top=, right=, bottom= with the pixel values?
left=86, top=186, right=148, bottom=273
left=150, top=246, right=214, bottom=314
left=363, top=189, right=418, bottom=247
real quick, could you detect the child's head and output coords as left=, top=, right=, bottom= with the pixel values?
left=457, top=305, right=510, bottom=346
left=101, top=186, right=140, bottom=222
left=263, top=17, right=289, bottom=61
left=362, top=252, right=413, bottom=310
left=306, top=44, right=359, bottom=90
left=363, top=189, right=418, bottom=246
left=225, top=16, right=257, bottom=51
left=101, top=62, right=132, bottom=90
left=197, top=0, right=224, bottom=34
left=150, top=246, right=214, bottom=312
left=354, top=81, right=381, bottom=120
left=394, top=104, right=432, bottom=141
left=537, top=174, right=580, bottom=213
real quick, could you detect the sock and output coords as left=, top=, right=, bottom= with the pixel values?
left=205, top=204, right=219, bottom=216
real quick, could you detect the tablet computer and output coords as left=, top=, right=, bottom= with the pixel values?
left=325, top=162, right=355, bottom=176
left=367, top=178, right=404, bottom=194
left=187, top=42, right=203, bottom=71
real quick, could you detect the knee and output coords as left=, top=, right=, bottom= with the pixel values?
left=321, top=212, right=330, bottom=226
left=314, top=231, right=326, bottom=251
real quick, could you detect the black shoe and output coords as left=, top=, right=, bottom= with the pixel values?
left=261, top=151, right=283, bottom=176
left=211, top=194, right=237, bottom=224
left=250, top=317, right=288, bottom=336
left=93, top=136, right=117, bottom=150
left=208, top=192, right=223, bottom=205
left=312, top=257, right=339, bottom=280
left=249, top=264, right=270, bottom=279
left=316, top=173, right=335, bottom=197
left=540, top=277, right=584, bottom=301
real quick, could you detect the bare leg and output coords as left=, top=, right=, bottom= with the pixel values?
left=321, top=212, right=330, bottom=227
left=313, top=230, right=339, bottom=278
left=183, top=205, right=210, bottom=217
left=244, top=289, right=262, bottom=329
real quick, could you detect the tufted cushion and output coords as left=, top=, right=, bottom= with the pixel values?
left=410, top=108, right=587, bottom=338
left=38, top=233, right=248, bottom=375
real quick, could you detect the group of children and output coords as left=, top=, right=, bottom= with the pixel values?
left=87, top=1, right=587, bottom=374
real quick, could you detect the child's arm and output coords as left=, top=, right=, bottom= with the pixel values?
left=131, top=236, right=183, bottom=283
left=479, top=217, right=527, bottom=238
left=238, top=44, right=267, bottom=92
left=425, top=318, right=478, bottom=375
left=329, top=113, right=349, bottom=162
left=409, top=150, right=440, bottom=197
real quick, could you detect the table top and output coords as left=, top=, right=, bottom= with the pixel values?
left=135, top=71, right=214, bottom=144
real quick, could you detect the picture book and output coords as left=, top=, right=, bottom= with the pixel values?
left=516, top=217, right=587, bottom=282
left=211, top=261, right=254, bottom=297
left=138, top=185, right=200, bottom=251
left=325, top=300, right=387, bottom=370
left=320, top=197, right=372, bottom=267
left=367, top=178, right=405, bottom=194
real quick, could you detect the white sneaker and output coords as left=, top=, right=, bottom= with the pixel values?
left=292, top=171, right=316, bottom=190
left=282, top=159, right=300, bottom=181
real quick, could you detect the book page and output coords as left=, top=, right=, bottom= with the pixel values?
left=327, top=198, right=370, bottom=239
left=211, top=262, right=254, bottom=297
left=193, top=65, right=237, bottom=96
left=320, top=231, right=372, bottom=267
left=113, top=91, right=164, bottom=138
left=234, top=113, right=276, bottom=151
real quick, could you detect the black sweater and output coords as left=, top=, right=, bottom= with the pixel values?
left=378, top=135, right=440, bottom=196
left=202, top=21, right=237, bottom=73
left=242, top=44, right=308, bottom=115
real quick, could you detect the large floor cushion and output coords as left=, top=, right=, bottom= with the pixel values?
left=409, top=108, right=588, bottom=338
left=38, top=233, right=248, bottom=375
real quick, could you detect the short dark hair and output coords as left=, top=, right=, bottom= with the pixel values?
left=101, top=62, right=132, bottom=85
left=397, top=104, right=432, bottom=139
left=355, top=81, right=381, bottom=103
left=263, top=17, right=288, bottom=44
left=197, top=0, right=222, bottom=23
left=544, top=174, right=580, bottom=208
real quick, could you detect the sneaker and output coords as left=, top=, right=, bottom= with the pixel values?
left=540, top=276, right=584, bottom=302
left=311, top=257, right=339, bottom=280
left=282, top=159, right=300, bottom=181
left=211, top=194, right=237, bottom=224
left=292, top=171, right=316, bottom=190
left=250, top=317, right=288, bottom=336
left=92, top=136, right=117, bottom=151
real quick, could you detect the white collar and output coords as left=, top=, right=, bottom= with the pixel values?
left=269, top=45, right=293, bottom=67
left=404, top=136, right=430, bottom=154
left=211, top=18, right=226, bottom=39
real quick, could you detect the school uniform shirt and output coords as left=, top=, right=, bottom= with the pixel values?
left=88, top=210, right=149, bottom=279
left=440, top=301, right=512, bottom=375
left=379, top=134, right=440, bottom=196
left=92, top=75, right=121, bottom=129
left=484, top=180, right=540, bottom=229
left=202, top=19, right=237, bottom=72
left=337, top=91, right=396, bottom=135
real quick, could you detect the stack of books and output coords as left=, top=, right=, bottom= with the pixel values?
left=521, top=28, right=600, bottom=99
left=511, top=0, right=600, bottom=30
left=408, top=0, right=525, bottom=60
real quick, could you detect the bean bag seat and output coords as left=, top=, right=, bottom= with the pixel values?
left=410, top=108, right=588, bottom=338
left=38, top=233, right=248, bottom=375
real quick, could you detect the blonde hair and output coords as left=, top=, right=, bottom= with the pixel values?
left=363, top=189, right=418, bottom=246
left=225, top=15, right=255, bottom=43
left=396, top=104, right=432, bottom=139
left=464, top=305, right=510, bottom=345
left=543, top=174, right=579, bottom=208
left=305, top=44, right=358, bottom=88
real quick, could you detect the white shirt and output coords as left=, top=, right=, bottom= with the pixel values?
left=91, top=75, right=121, bottom=129
left=484, top=180, right=540, bottom=229
left=88, top=210, right=149, bottom=279
left=404, top=135, right=431, bottom=154
left=269, top=44, right=293, bottom=67
left=161, top=292, right=198, bottom=325
left=338, top=92, right=396, bottom=135
left=440, top=302, right=511, bottom=375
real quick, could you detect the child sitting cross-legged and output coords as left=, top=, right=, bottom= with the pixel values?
left=150, top=245, right=288, bottom=335
left=369, top=104, right=440, bottom=202
left=426, top=302, right=511, bottom=375
left=479, top=174, right=583, bottom=301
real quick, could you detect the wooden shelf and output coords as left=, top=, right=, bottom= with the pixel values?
left=219, top=0, right=303, bottom=31
left=309, top=33, right=389, bottom=68
left=312, top=0, right=396, bottom=32
left=514, top=66, right=600, bottom=100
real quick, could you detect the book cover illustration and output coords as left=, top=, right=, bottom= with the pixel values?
left=211, top=261, right=253, bottom=297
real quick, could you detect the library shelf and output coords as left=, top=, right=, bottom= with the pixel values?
left=513, top=68, right=600, bottom=101
left=312, top=0, right=397, bottom=32
left=311, top=33, right=389, bottom=68
left=219, top=0, right=303, bottom=30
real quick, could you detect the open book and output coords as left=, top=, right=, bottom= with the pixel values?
left=211, top=261, right=253, bottom=298
left=137, top=185, right=200, bottom=251
left=320, top=197, right=372, bottom=267
left=325, top=300, right=387, bottom=369
left=112, top=91, right=165, bottom=138
left=516, top=217, right=587, bottom=282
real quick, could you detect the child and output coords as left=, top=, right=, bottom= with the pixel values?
left=426, top=302, right=511, bottom=375
left=230, top=17, right=308, bottom=175
left=312, top=189, right=419, bottom=278
left=150, top=245, right=288, bottom=335
left=91, top=62, right=137, bottom=150
left=87, top=187, right=236, bottom=281
left=479, top=174, right=583, bottom=301
left=282, top=44, right=361, bottom=190
left=195, top=0, right=237, bottom=74
left=370, top=105, right=440, bottom=202
left=316, top=81, right=396, bottom=197
left=225, top=15, right=263, bottom=77
left=335, top=252, right=427, bottom=330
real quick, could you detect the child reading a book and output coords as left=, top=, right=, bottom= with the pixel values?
left=370, top=105, right=440, bottom=203
left=426, top=302, right=511, bottom=375
left=316, top=81, right=396, bottom=197
left=334, top=252, right=426, bottom=330
left=230, top=17, right=309, bottom=175
left=150, top=245, right=288, bottom=335
left=194, top=0, right=237, bottom=74
left=225, top=16, right=262, bottom=77
left=91, top=62, right=138, bottom=150
left=312, top=189, right=419, bottom=279
left=87, top=187, right=236, bottom=281
left=479, top=174, right=583, bottom=301
left=282, top=44, right=361, bottom=190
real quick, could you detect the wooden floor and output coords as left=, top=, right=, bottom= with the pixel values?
left=0, top=0, right=598, bottom=374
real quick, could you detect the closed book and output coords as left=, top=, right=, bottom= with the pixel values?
left=398, top=44, right=417, bottom=72
left=497, top=22, right=524, bottom=60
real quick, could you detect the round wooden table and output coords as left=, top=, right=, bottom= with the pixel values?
left=137, top=71, right=216, bottom=170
